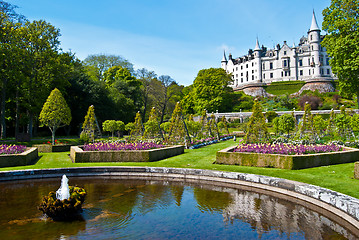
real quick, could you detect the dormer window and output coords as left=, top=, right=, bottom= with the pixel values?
left=284, top=51, right=287, bottom=55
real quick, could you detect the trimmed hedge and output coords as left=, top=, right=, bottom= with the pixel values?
left=215, top=145, right=359, bottom=170
left=0, top=147, right=38, bottom=168
left=33, top=144, right=73, bottom=153
left=71, top=145, right=184, bottom=163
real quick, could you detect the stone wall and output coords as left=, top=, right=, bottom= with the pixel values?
left=33, top=144, right=73, bottom=153
left=70, top=145, right=185, bottom=163
left=215, top=146, right=359, bottom=170
left=0, top=147, right=38, bottom=168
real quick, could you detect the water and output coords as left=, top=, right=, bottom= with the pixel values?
left=55, top=175, right=70, bottom=200
left=0, top=177, right=357, bottom=240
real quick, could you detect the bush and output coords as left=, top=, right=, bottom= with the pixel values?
left=265, top=111, right=278, bottom=123
left=299, top=95, right=322, bottom=110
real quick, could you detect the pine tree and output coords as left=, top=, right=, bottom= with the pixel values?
left=168, top=102, right=188, bottom=144
left=39, top=88, right=72, bottom=145
left=245, top=100, right=268, bottom=143
left=298, top=102, right=314, bottom=141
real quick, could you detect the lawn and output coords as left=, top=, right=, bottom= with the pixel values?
left=1, top=140, right=359, bottom=199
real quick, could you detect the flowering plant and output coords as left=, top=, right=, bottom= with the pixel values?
left=233, top=143, right=343, bottom=155
left=82, top=142, right=165, bottom=151
left=43, top=139, right=68, bottom=145
left=0, top=144, right=27, bottom=155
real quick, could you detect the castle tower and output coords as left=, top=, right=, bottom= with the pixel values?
left=308, top=10, right=321, bottom=78
left=254, top=38, right=262, bottom=83
left=221, top=50, right=228, bottom=71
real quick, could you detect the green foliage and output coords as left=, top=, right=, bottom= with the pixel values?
left=125, top=122, right=135, bottom=133
left=297, top=103, right=314, bottom=140
left=265, top=111, right=278, bottom=123
left=102, top=120, right=125, bottom=138
left=272, top=117, right=280, bottom=136
left=351, top=114, right=359, bottom=132
left=218, top=116, right=229, bottom=135
left=168, top=102, right=186, bottom=144
left=130, top=112, right=143, bottom=140
left=81, top=105, right=96, bottom=143
left=207, top=113, right=220, bottom=139
left=278, top=114, right=296, bottom=136
left=245, top=100, right=268, bottom=143
left=182, top=68, right=233, bottom=114
left=39, top=88, right=71, bottom=144
left=335, top=106, right=352, bottom=139
left=160, top=122, right=171, bottom=134
left=39, top=186, right=87, bottom=221
left=322, top=0, right=359, bottom=107
left=313, top=115, right=327, bottom=138
left=143, top=107, right=160, bottom=139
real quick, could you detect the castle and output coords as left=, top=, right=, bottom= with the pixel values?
left=221, top=11, right=336, bottom=94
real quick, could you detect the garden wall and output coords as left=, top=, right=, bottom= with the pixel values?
left=33, top=144, right=73, bottom=153
left=216, top=146, right=359, bottom=170
left=354, top=162, right=359, bottom=179
left=0, top=147, right=38, bottom=168
left=70, top=145, right=184, bottom=163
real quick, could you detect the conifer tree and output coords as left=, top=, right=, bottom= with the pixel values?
left=144, top=107, right=160, bottom=139
left=245, top=100, right=268, bottom=143
left=39, top=88, right=72, bottom=145
left=168, top=102, right=189, bottom=144
left=326, top=109, right=336, bottom=136
left=131, top=111, right=143, bottom=140
left=207, top=113, right=220, bottom=139
left=81, top=105, right=96, bottom=143
left=298, top=102, right=314, bottom=140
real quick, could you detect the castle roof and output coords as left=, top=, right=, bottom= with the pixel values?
left=254, top=38, right=260, bottom=51
left=221, top=50, right=227, bottom=62
left=309, top=10, right=320, bottom=32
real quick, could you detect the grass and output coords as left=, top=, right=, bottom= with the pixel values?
left=1, top=140, right=359, bottom=199
left=265, top=81, right=305, bottom=95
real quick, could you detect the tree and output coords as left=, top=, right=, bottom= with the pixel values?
left=167, top=102, right=189, bottom=144
left=83, top=54, right=134, bottom=81
left=245, top=100, right=268, bottom=143
left=297, top=102, right=315, bottom=140
left=183, top=68, right=233, bottom=114
left=39, top=88, right=71, bottom=144
left=143, top=107, right=160, bottom=139
left=322, top=0, right=359, bottom=107
left=102, top=120, right=124, bottom=138
left=81, top=105, right=96, bottom=143
left=130, top=111, right=143, bottom=140
left=278, top=114, right=295, bottom=136
left=136, top=68, right=157, bottom=120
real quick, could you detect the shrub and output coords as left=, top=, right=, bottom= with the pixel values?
left=299, top=95, right=322, bottom=110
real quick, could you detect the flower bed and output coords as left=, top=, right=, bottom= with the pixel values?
left=0, top=144, right=27, bottom=155
left=0, top=147, right=38, bottom=168
left=216, top=145, right=359, bottom=170
left=189, top=135, right=233, bottom=149
left=83, top=142, right=164, bottom=151
left=233, top=143, right=343, bottom=155
left=71, top=144, right=184, bottom=163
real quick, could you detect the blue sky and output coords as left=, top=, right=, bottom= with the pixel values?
left=7, top=0, right=331, bottom=86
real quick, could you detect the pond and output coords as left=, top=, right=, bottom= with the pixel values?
left=0, top=177, right=357, bottom=240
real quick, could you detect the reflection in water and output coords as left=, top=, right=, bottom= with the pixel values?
left=0, top=177, right=357, bottom=239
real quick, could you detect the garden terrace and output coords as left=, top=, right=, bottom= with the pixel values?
left=0, top=147, right=38, bottom=168
left=70, top=144, right=184, bottom=163
left=216, top=145, right=359, bottom=170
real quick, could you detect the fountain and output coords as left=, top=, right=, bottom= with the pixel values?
left=38, top=175, right=86, bottom=221
left=56, top=175, right=70, bottom=200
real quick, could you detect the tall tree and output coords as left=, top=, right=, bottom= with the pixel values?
left=39, top=88, right=71, bottom=144
left=136, top=68, right=157, bottom=120
left=182, top=68, right=233, bottom=114
left=322, top=0, right=359, bottom=107
left=83, top=54, right=134, bottom=81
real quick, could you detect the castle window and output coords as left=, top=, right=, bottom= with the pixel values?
left=246, top=64, right=248, bottom=68
left=252, top=75, right=254, bottom=80
left=263, top=74, right=265, bottom=79
left=270, top=73, right=273, bottom=78
left=299, top=59, right=303, bottom=67
left=309, top=69, right=311, bottom=75
left=252, top=62, right=254, bottom=67
left=299, top=49, right=302, bottom=53
left=311, top=45, right=313, bottom=51
left=236, top=67, right=238, bottom=71
left=283, top=60, right=287, bottom=67
left=241, top=66, right=243, bottom=70
left=241, top=78, right=243, bottom=82
left=327, top=69, right=330, bottom=75
left=236, top=74, right=238, bottom=77
left=241, top=73, right=243, bottom=76
left=270, top=62, right=273, bottom=69
left=281, top=72, right=283, bottom=77
left=263, top=63, right=265, bottom=70
left=284, top=71, right=288, bottom=76
left=310, top=34, right=312, bottom=41
left=308, top=58, right=310, bottom=65
left=321, top=69, right=324, bottom=75
left=326, top=58, right=329, bottom=65
left=252, top=70, right=254, bottom=74
left=300, top=70, right=303, bottom=76
left=284, top=51, right=287, bottom=55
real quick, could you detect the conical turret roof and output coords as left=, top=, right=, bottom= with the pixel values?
left=309, top=10, right=320, bottom=31
left=221, top=50, right=227, bottom=62
left=254, top=38, right=260, bottom=51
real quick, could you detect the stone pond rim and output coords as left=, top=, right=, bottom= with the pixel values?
left=1, top=166, right=359, bottom=231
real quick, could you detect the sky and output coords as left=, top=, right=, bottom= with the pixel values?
left=6, top=0, right=331, bottom=86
